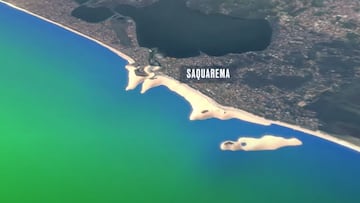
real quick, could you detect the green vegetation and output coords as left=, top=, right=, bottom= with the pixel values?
left=311, top=0, right=324, bottom=7
left=74, top=0, right=89, bottom=4
left=346, top=32, right=360, bottom=44
left=314, top=10, right=326, bottom=16
left=341, top=19, right=358, bottom=29
left=289, top=7, right=307, bottom=17
left=188, top=0, right=277, bottom=18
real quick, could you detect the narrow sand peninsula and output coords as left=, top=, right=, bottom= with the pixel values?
left=220, top=135, right=302, bottom=151
left=126, top=65, right=360, bottom=153
left=0, top=0, right=135, bottom=65
left=126, top=65, right=271, bottom=126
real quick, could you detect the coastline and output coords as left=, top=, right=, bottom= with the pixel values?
left=2, top=0, right=360, bottom=153
left=0, top=0, right=135, bottom=65
left=126, top=64, right=360, bottom=153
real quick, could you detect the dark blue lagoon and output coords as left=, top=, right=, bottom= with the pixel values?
left=115, top=0, right=272, bottom=58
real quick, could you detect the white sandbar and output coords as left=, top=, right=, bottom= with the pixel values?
left=220, top=135, right=302, bottom=151
left=125, top=65, right=360, bottom=153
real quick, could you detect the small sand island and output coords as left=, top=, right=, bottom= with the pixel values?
left=220, top=135, right=302, bottom=151
left=125, top=64, right=360, bottom=153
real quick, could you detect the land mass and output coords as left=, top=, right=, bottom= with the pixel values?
left=125, top=63, right=360, bottom=152
left=2, top=0, right=360, bottom=147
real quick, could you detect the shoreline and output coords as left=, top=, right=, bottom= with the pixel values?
left=2, top=1, right=360, bottom=153
left=126, top=65, right=360, bottom=153
left=0, top=0, right=135, bottom=65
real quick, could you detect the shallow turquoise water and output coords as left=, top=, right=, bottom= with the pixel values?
left=1, top=3, right=360, bottom=203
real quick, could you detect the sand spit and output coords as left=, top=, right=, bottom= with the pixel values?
left=126, top=65, right=272, bottom=125
left=220, top=135, right=302, bottom=151
left=126, top=65, right=360, bottom=153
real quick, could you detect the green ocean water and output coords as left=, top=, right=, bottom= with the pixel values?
left=1, top=3, right=360, bottom=203
left=0, top=13, right=200, bottom=203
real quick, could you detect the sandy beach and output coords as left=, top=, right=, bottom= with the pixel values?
left=220, top=135, right=302, bottom=151
left=0, top=1, right=135, bottom=65
left=2, top=0, right=360, bottom=153
left=126, top=65, right=360, bottom=153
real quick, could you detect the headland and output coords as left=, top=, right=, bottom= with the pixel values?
left=125, top=64, right=360, bottom=153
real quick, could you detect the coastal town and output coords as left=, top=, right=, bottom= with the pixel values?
left=3, top=0, right=360, bottom=145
